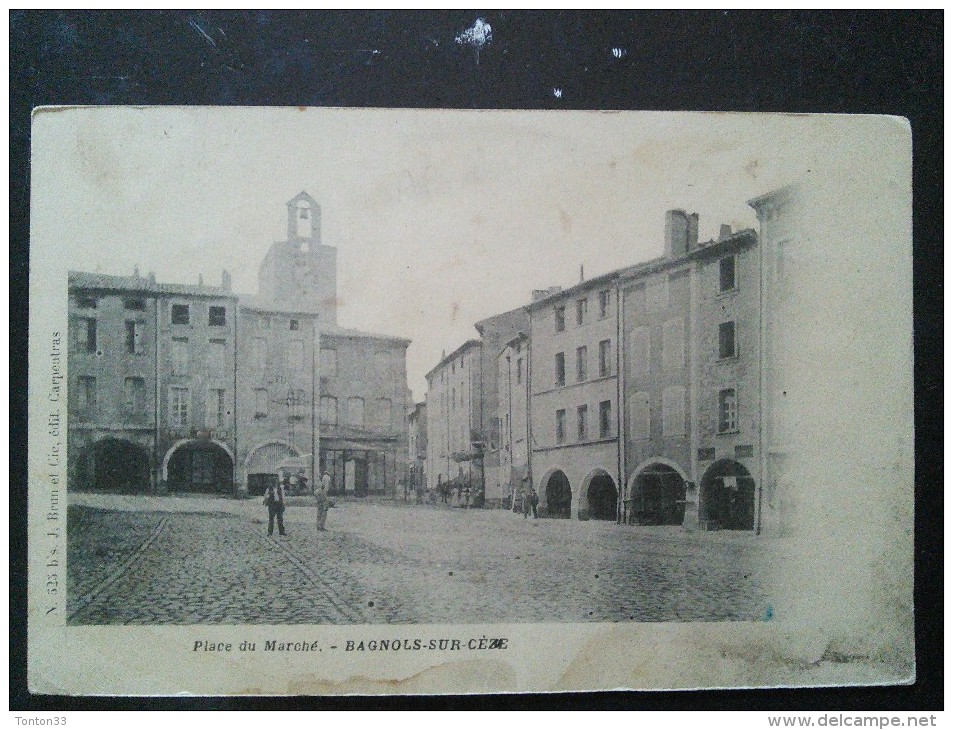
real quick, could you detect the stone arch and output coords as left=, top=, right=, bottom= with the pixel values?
left=538, top=467, right=572, bottom=519
left=244, top=440, right=303, bottom=496
left=162, top=438, right=235, bottom=493
left=700, top=459, right=756, bottom=531
left=580, top=468, right=618, bottom=521
left=628, top=459, right=690, bottom=526
left=80, top=438, right=151, bottom=493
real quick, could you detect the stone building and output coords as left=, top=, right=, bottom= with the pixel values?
left=619, top=212, right=760, bottom=532
left=526, top=269, right=630, bottom=520
left=67, top=270, right=241, bottom=494
left=493, top=332, right=530, bottom=509
left=423, top=307, right=528, bottom=504
left=67, top=192, right=412, bottom=498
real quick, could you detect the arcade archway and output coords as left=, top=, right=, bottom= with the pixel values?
left=630, top=462, right=687, bottom=526
left=584, top=470, right=618, bottom=521
left=81, top=438, right=150, bottom=492
left=165, top=440, right=234, bottom=494
left=543, top=470, right=572, bottom=519
left=701, top=459, right=756, bottom=531
left=245, top=441, right=301, bottom=496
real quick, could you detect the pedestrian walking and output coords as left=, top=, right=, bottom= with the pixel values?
left=522, top=488, right=531, bottom=519
left=314, top=470, right=331, bottom=532
left=264, top=478, right=287, bottom=536
left=529, top=487, right=539, bottom=519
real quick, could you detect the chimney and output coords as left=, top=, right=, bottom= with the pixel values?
left=687, top=213, right=699, bottom=250
left=133, top=265, right=141, bottom=278
left=719, top=224, right=733, bottom=241
left=579, top=264, right=585, bottom=283
left=531, top=286, right=563, bottom=302
left=198, top=273, right=204, bottom=286
left=664, top=210, right=690, bottom=257
left=221, top=269, right=232, bottom=292
left=147, top=271, right=156, bottom=284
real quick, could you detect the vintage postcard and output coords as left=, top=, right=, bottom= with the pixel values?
left=27, top=107, right=914, bottom=695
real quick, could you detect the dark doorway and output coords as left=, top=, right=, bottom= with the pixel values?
left=247, top=473, right=277, bottom=497
left=544, top=470, right=572, bottom=518
left=85, top=439, right=150, bottom=492
left=586, top=473, right=618, bottom=521
left=632, top=464, right=687, bottom=525
left=701, top=460, right=756, bottom=530
left=167, top=441, right=233, bottom=494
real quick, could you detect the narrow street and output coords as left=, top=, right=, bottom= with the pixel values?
left=67, top=493, right=769, bottom=625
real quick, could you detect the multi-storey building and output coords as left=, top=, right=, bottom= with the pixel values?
left=67, top=192, right=412, bottom=498
left=493, top=332, right=530, bottom=509
left=620, top=211, right=760, bottom=531
left=526, top=269, right=631, bottom=520
left=67, top=270, right=241, bottom=494
left=423, top=307, right=528, bottom=503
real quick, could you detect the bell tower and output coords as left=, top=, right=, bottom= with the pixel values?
left=287, top=192, right=321, bottom=249
left=258, top=191, right=338, bottom=325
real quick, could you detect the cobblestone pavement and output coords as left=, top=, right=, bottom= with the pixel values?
left=67, top=495, right=769, bottom=625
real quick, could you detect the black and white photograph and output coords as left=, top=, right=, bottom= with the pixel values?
left=27, top=106, right=914, bottom=695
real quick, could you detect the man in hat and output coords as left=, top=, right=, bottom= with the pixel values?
left=264, top=477, right=287, bottom=536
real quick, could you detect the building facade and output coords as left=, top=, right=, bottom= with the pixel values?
left=67, top=192, right=412, bottom=499
left=408, top=401, right=427, bottom=499
left=493, top=332, right=530, bottom=509
left=526, top=271, right=628, bottom=520
left=67, top=270, right=241, bottom=495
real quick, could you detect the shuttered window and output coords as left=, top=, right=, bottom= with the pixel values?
left=662, top=386, right=686, bottom=436
left=630, top=327, right=651, bottom=378
left=630, top=392, right=651, bottom=440
left=662, top=317, right=685, bottom=370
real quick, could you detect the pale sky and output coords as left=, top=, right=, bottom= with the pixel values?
left=33, top=107, right=829, bottom=400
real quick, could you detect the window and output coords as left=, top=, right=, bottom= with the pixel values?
left=599, top=339, right=612, bottom=377
left=123, top=377, right=146, bottom=414
left=208, top=339, right=227, bottom=379
left=169, top=387, right=189, bottom=427
left=171, top=304, right=190, bottom=325
left=630, top=327, right=650, bottom=378
left=576, top=346, right=588, bottom=382
left=555, top=352, right=566, bottom=387
left=599, top=289, right=611, bottom=318
left=253, top=337, right=267, bottom=371
left=77, top=294, right=97, bottom=309
left=719, top=321, right=737, bottom=359
left=377, top=398, right=392, bottom=429
left=630, top=392, right=650, bottom=440
left=720, top=255, right=737, bottom=292
left=662, top=386, right=686, bottom=436
left=254, top=388, right=268, bottom=417
left=719, top=388, right=738, bottom=433
left=451, top=387, right=456, bottom=410
left=516, top=357, right=523, bottom=384
left=288, top=340, right=305, bottom=371
left=321, top=396, right=338, bottom=425
left=668, top=270, right=688, bottom=307
left=347, top=397, right=365, bottom=427
left=662, top=318, right=685, bottom=370
left=554, top=305, right=566, bottom=332
left=124, top=321, right=143, bottom=355
left=171, top=337, right=189, bottom=375
left=208, top=306, right=227, bottom=326
left=577, top=405, right=588, bottom=441
left=556, top=409, right=566, bottom=444
left=74, top=317, right=97, bottom=353
left=599, top=400, right=612, bottom=438
left=576, top=298, right=587, bottom=325
left=321, top=348, right=337, bottom=377
left=124, top=298, right=145, bottom=311
left=290, top=319, right=299, bottom=331
left=76, top=376, right=97, bottom=413
left=209, top=388, right=226, bottom=428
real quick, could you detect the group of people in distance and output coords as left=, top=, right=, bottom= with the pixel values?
left=263, top=470, right=332, bottom=537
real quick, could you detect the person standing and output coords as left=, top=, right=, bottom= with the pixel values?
left=264, top=478, right=287, bottom=536
left=522, top=487, right=532, bottom=519
left=314, top=470, right=331, bottom=532
left=529, top=487, right=539, bottom=519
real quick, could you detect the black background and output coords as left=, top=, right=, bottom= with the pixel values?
left=9, top=10, right=943, bottom=711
